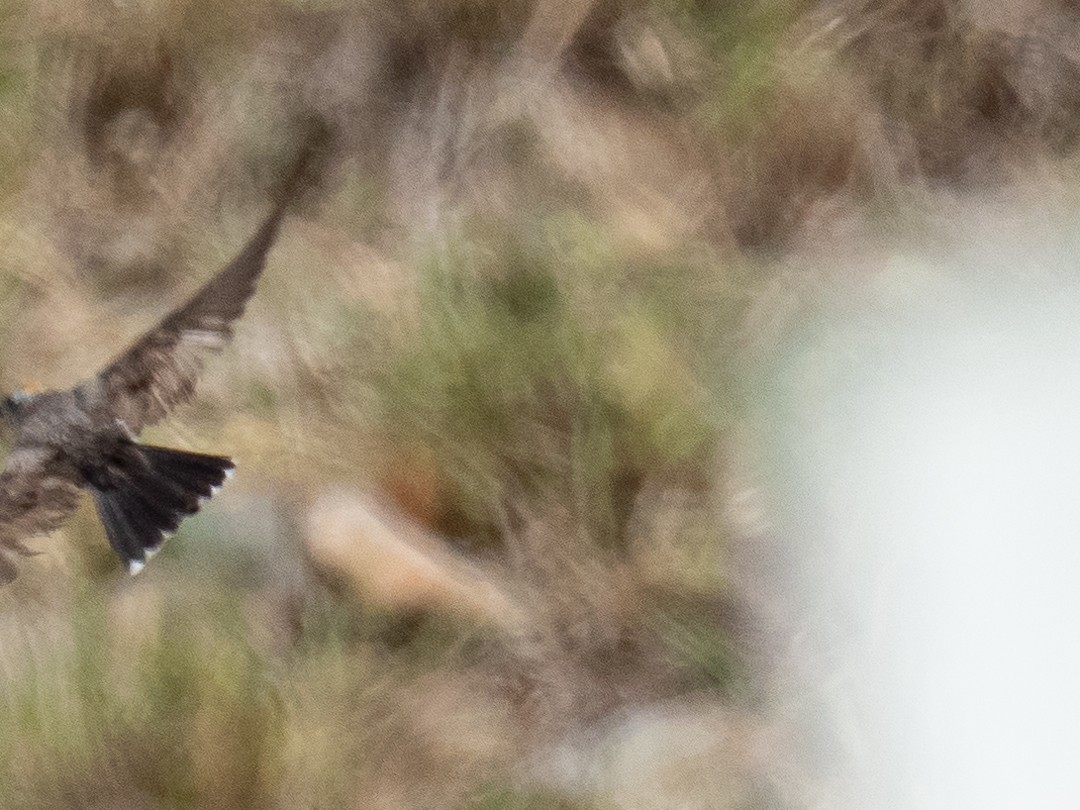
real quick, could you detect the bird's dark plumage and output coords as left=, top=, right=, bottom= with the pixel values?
left=87, top=443, right=234, bottom=572
left=0, top=134, right=321, bottom=581
left=0, top=446, right=82, bottom=583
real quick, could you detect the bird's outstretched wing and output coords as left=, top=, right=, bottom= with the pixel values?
left=80, top=205, right=287, bottom=434
left=79, top=131, right=324, bottom=434
left=0, top=445, right=81, bottom=584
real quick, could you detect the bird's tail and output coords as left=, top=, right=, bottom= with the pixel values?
left=90, top=445, right=234, bottom=574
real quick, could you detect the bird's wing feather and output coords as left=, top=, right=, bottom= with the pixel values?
left=81, top=205, right=286, bottom=434
left=0, top=444, right=81, bottom=584
left=75, top=127, right=324, bottom=434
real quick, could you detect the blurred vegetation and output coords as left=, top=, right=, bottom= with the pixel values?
left=374, top=225, right=729, bottom=552
left=0, top=0, right=1077, bottom=807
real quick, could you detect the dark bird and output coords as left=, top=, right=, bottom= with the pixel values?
left=0, top=142, right=319, bottom=583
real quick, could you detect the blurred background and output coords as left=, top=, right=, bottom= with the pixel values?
left=2, top=0, right=1080, bottom=807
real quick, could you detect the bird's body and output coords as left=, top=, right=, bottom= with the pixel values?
left=0, top=140, right=317, bottom=582
left=7, top=389, right=110, bottom=456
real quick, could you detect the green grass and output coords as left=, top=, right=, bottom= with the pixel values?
left=468, top=785, right=608, bottom=810
left=374, top=223, right=730, bottom=552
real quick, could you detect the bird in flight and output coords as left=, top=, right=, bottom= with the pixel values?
left=0, top=149, right=313, bottom=583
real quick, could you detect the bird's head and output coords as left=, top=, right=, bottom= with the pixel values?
left=0, top=385, right=41, bottom=427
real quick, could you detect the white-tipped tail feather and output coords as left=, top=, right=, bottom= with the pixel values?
left=91, top=443, right=235, bottom=574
